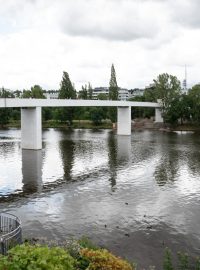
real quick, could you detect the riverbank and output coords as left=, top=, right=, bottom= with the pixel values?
left=6, top=119, right=200, bottom=132
left=7, top=119, right=113, bottom=129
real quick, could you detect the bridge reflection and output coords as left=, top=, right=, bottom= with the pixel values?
left=22, top=149, right=43, bottom=194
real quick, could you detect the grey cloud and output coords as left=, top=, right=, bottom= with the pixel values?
left=60, top=0, right=165, bottom=41
left=170, top=0, right=200, bottom=28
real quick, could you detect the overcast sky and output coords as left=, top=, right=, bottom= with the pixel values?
left=0, top=0, right=199, bottom=91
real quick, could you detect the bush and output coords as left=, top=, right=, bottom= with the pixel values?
left=0, top=244, right=75, bottom=270
left=80, top=248, right=134, bottom=270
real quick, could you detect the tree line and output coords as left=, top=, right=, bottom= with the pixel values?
left=1, top=67, right=200, bottom=127
left=130, top=73, right=200, bottom=126
left=0, top=65, right=119, bottom=127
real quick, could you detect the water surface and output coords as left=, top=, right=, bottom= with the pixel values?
left=0, top=128, right=200, bottom=268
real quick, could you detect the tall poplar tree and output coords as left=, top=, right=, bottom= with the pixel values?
left=108, top=64, right=119, bottom=123
left=58, top=71, right=76, bottom=126
left=109, top=64, right=118, bottom=100
left=59, top=71, right=76, bottom=99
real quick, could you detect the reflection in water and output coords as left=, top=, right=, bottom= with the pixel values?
left=22, top=150, right=43, bottom=193
left=154, top=148, right=180, bottom=186
left=117, top=135, right=131, bottom=162
left=108, top=132, right=117, bottom=190
left=1, top=129, right=200, bottom=269
left=59, top=139, right=75, bottom=181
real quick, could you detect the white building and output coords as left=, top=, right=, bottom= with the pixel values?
left=43, top=90, right=59, bottom=99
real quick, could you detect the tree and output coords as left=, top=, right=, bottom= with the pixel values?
left=87, top=82, right=93, bottom=99
left=109, top=64, right=118, bottom=100
left=0, top=87, right=14, bottom=127
left=153, top=73, right=181, bottom=122
left=59, top=71, right=76, bottom=99
left=31, top=85, right=45, bottom=99
left=78, top=85, right=88, bottom=99
left=108, top=64, right=119, bottom=123
left=58, top=71, right=77, bottom=126
left=188, top=84, right=200, bottom=123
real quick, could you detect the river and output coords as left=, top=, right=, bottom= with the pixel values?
left=0, top=128, right=200, bottom=268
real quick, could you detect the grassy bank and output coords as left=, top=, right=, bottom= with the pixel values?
left=7, top=119, right=113, bottom=129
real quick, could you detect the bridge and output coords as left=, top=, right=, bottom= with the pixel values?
left=0, top=98, right=162, bottom=150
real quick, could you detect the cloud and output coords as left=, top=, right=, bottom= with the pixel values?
left=60, top=0, right=168, bottom=41
left=169, top=0, right=200, bottom=29
left=0, top=0, right=199, bottom=90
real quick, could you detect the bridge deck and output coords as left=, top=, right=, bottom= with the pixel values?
left=0, top=98, right=160, bottom=108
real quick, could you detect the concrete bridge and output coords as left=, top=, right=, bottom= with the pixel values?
left=0, top=98, right=162, bottom=150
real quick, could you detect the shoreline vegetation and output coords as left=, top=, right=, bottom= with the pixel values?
left=1, top=237, right=200, bottom=269
left=5, top=119, right=200, bottom=132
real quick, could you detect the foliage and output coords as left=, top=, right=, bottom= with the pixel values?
left=163, top=248, right=174, bottom=270
left=108, top=64, right=119, bottom=123
left=0, top=244, right=75, bottom=270
left=0, top=88, right=14, bottom=126
left=153, top=73, right=181, bottom=122
left=79, top=85, right=88, bottom=99
left=78, top=83, right=93, bottom=100
left=31, top=85, right=45, bottom=98
left=80, top=248, right=134, bottom=270
left=89, top=107, right=106, bottom=125
left=59, top=71, right=76, bottom=99
left=87, top=83, right=93, bottom=99
left=58, top=71, right=77, bottom=125
left=21, top=85, right=45, bottom=99
left=78, top=236, right=99, bottom=250
left=177, top=251, right=189, bottom=270
left=188, top=84, right=200, bottom=124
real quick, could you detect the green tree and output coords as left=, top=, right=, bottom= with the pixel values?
left=31, top=85, right=45, bottom=98
left=59, top=71, right=76, bottom=99
left=108, top=64, right=119, bottom=123
left=0, top=88, right=13, bottom=127
left=188, top=84, right=200, bottom=123
left=154, top=73, right=181, bottom=122
left=58, top=71, right=77, bottom=126
left=79, top=85, right=88, bottom=99
left=87, top=82, right=93, bottom=99
left=109, top=64, right=118, bottom=100
left=21, top=89, right=31, bottom=98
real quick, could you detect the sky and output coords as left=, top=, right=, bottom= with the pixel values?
left=0, top=0, right=200, bottom=91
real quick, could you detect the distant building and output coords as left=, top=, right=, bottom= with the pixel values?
left=118, top=88, right=129, bottom=100
left=43, top=90, right=59, bottom=99
left=92, top=87, right=109, bottom=99
left=128, top=88, right=144, bottom=98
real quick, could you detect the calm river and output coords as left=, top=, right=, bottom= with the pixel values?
left=0, top=128, right=200, bottom=268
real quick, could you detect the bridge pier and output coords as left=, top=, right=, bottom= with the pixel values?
left=155, top=108, right=163, bottom=123
left=117, top=106, right=131, bottom=135
left=21, top=107, right=42, bottom=150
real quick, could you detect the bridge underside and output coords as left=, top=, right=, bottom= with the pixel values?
left=20, top=106, right=163, bottom=150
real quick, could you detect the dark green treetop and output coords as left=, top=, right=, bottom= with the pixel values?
left=59, top=71, right=76, bottom=99
left=109, top=64, right=118, bottom=100
left=154, top=73, right=181, bottom=121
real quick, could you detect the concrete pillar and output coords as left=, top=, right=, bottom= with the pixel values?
left=117, top=106, right=131, bottom=135
left=155, top=108, right=164, bottom=123
left=21, top=107, right=42, bottom=150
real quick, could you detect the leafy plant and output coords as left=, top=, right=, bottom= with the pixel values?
left=80, top=248, right=134, bottom=270
left=177, top=251, right=189, bottom=270
left=163, top=248, right=174, bottom=270
left=0, top=244, right=75, bottom=270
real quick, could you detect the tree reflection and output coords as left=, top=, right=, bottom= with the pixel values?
left=108, top=132, right=117, bottom=191
left=59, top=138, right=75, bottom=181
left=154, top=145, right=180, bottom=186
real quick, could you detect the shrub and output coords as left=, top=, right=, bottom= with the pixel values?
left=0, top=244, right=75, bottom=270
left=80, top=248, right=134, bottom=270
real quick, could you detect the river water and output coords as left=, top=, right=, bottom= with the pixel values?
left=0, top=128, right=200, bottom=268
